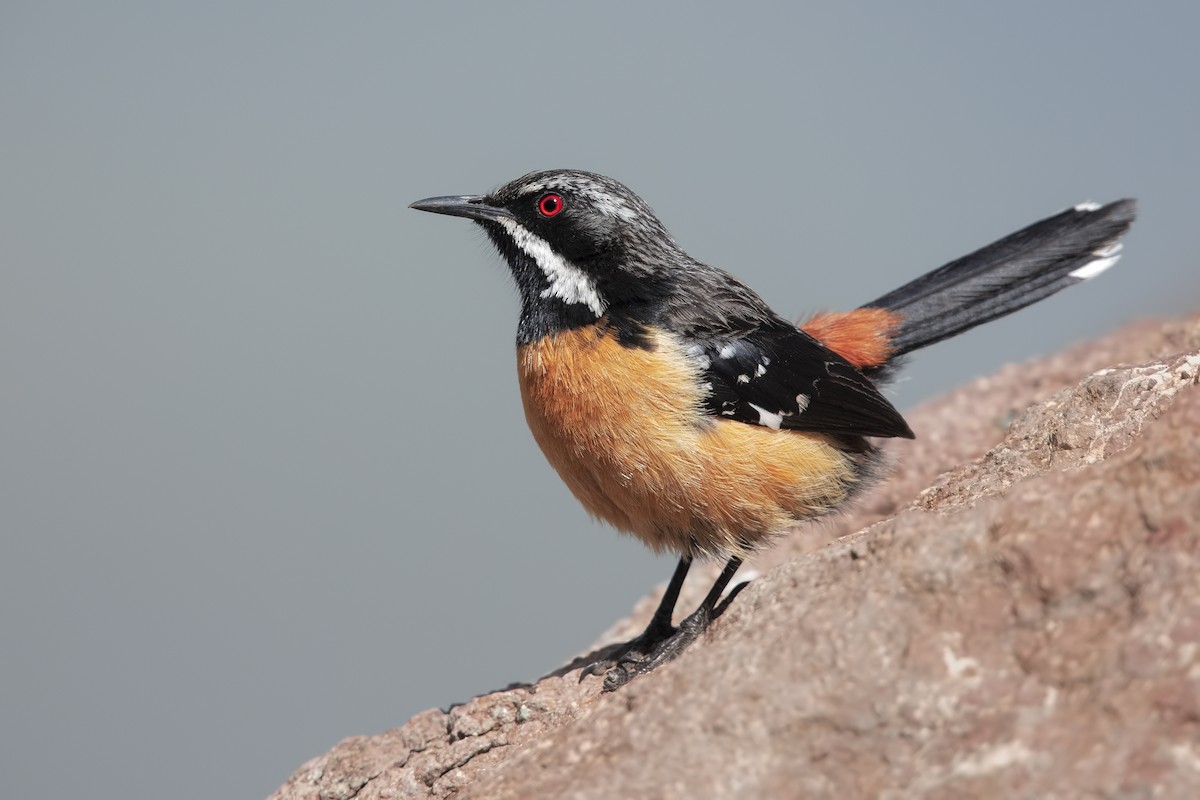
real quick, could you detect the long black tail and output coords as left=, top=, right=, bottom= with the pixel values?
left=866, top=199, right=1137, bottom=358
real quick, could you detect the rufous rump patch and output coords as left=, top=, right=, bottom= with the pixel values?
left=800, top=308, right=902, bottom=369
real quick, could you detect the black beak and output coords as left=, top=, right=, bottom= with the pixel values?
left=409, top=194, right=513, bottom=224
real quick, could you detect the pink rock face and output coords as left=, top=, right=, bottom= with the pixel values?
left=271, top=316, right=1200, bottom=800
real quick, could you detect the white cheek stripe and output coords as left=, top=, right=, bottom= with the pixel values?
left=497, top=219, right=607, bottom=317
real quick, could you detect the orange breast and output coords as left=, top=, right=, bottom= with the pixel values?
left=517, top=324, right=861, bottom=557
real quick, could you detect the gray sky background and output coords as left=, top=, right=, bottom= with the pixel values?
left=3, top=3, right=1199, bottom=798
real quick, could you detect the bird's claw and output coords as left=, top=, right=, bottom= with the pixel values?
left=580, top=605, right=717, bottom=691
left=579, top=622, right=675, bottom=685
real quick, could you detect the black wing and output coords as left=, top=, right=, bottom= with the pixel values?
left=646, top=259, right=912, bottom=439
left=693, top=326, right=914, bottom=439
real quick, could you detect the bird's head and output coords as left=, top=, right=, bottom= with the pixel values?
left=411, top=169, right=685, bottom=341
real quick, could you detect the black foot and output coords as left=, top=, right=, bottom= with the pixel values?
left=601, top=605, right=714, bottom=691
left=581, top=605, right=715, bottom=692
left=577, top=555, right=747, bottom=691
left=578, top=617, right=676, bottom=685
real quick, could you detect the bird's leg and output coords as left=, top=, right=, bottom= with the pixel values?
left=601, top=556, right=744, bottom=691
left=580, top=556, right=692, bottom=681
left=587, top=556, right=745, bottom=692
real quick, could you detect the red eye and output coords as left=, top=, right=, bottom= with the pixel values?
left=538, top=193, right=564, bottom=217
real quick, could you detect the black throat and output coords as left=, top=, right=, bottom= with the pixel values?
left=479, top=225, right=600, bottom=344
left=481, top=220, right=675, bottom=347
left=516, top=296, right=601, bottom=344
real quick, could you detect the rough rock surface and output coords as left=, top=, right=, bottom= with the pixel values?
left=271, top=316, right=1200, bottom=800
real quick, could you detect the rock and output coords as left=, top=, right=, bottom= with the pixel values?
left=270, top=315, right=1200, bottom=800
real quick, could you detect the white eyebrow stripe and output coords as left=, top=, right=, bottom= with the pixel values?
left=497, top=219, right=606, bottom=317
left=590, top=193, right=639, bottom=220
left=515, top=177, right=639, bottom=220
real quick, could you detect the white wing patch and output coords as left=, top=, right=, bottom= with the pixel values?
left=748, top=402, right=784, bottom=430
left=498, top=219, right=606, bottom=317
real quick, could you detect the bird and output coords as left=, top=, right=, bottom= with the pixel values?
left=410, top=170, right=1135, bottom=691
